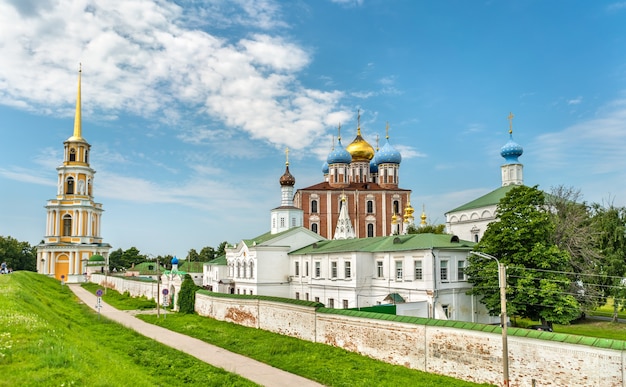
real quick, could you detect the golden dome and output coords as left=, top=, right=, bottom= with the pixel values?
left=346, top=127, right=375, bottom=161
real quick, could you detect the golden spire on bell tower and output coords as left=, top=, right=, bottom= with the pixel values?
left=71, top=63, right=83, bottom=141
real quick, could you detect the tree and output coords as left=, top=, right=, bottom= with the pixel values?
left=122, top=247, right=145, bottom=268
left=178, top=274, right=197, bottom=314
left=186, top=248, right=200, bottom=262
left=108, top=248, right=124, bottom=271
left=199, top=246, right=216, bottom=262
left=216, top=241, right=229, bottom=257
left=0, top=235, right=36, bottom=271
left=546, top=186, right=602, bottom=312
left=589, top=203, right=626, bottom=322
left=466, top=185, right=580, bottom=325
left=406, top=224, right=446, bottom=234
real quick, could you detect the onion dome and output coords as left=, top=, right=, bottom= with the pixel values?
left=322, top=161, right=329, bottom=174
left=501, top=112, right=523, bottom=163
left=377, top=123, right=402, bottom=164
left=370, top=135, right=380, bottom=173
left=346, top=126, right=375, bottom=161
left=279, top=165, right=295, bottom=186
left=171, top=256, right=179, bottom=265
left=89, top=254, right=105, bottom=262
left=327, top=137, right=352, bottom=164
left=500, top=134, right=523, bottom=163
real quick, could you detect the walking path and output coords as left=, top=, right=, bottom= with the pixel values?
left=69, top=285, right=325, bottom=387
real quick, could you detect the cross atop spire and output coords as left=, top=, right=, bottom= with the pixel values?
left=337, top=123, right=342, bottom=141
left=385, top=121, right=390, bottom=139
left=285, top=147, right=289, bottom=166
left=507, top=112, right=514, bottom=134
left=357, top=109, right=361, bottom=135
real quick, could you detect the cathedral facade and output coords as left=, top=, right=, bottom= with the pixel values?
left=36, top=68, right=111, bottom=282
left=294, top=119, right=414, bottom=239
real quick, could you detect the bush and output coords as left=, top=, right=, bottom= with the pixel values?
left=178, top=274, right=196, bottom=314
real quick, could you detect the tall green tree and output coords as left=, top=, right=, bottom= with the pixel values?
left=199, top=246, right=216, bottom=262
left=122, top=247, right=145, bottom=268
left=216, top=241, right=229, bottom=257
left=590, top=203, right=626, bottom=322
left=466, top=185, right=580, bottom=325
left=177, top=274, right=197, bottom=314
left=0, top=236, right=36, bottom=271
left=186, top=248, right=200, bottom=262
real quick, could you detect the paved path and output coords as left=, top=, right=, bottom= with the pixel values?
left=69, top=285, right=325, bottom=387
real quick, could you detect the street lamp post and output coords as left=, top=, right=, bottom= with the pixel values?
left=471, top=251, right=509, bottom=387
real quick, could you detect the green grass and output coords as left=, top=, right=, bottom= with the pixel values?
left=0, top=272, right=258, bottom=387
left=82, top=282, right=157, bottom=310
left=138, top=313, right=491, bottom=387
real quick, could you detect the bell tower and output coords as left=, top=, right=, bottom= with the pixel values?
left=37, top=66, right=111, bottom=282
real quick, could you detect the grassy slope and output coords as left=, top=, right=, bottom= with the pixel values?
left=0, top=272, right=258, bottom=387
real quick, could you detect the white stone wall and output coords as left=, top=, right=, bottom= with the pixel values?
left=90, top=274, right=159, bottom=300
left=195, top=292, right=626, bottom=387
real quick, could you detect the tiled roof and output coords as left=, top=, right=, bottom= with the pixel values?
left=290, top=233, right=474, bottom=255
left=446, top=185, right=517, bottom=213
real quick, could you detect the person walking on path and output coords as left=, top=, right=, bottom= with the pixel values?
left=69, top=284, right=325, bottom=387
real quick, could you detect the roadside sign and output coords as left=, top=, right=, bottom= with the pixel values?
left=96, top=289, right=103, bottom=297
left=162, top=289, right=169, bottom=296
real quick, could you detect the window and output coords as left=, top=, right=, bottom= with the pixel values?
left=343, top=299, right=349, bottom=309
left=344, top=261, right=351, bottom=278
left=69, top=148, right=76, bottom=162
left=311, top=200, right=318, bottom=213
left=295, top=261, right=300, bottom=276
left=328, top=298, right=335, bottom=308
left=315, top=261, right=321, bottom=277
left=474, top=234, right=479, bottom=243
left=236, top=262, right=241, bottom=278
left=367, top=200, right=373, bottom=213
left=367, top=223, right=374, bottom=237
left=457, top=260, right=466, bottom=281
left=66, top=177, right=75, bottom=194
left=395, top=261, right=403, bottom=280
left=295, top=292, right=300, bottom=300
left=377, top=261, right=384, bottom=278
left=63, top=215, right=72, bottom=236
left=305, top=293, right=309, bottom=301
left=305, top=261, right=309, bottom=277
left=442, top=304, right=450, bottom=319
left=315, top=296, right=320, bottom=302
left=291, top=217, right=296, bottom=227
left=249, top=261, right=254, bottom=278
left=393, top=200, right=400, bottom=214
left=331, top=261, right=337, bottom=278
left=311, top=223, right=318, bottom=234
left=441, top=260, right=448, bottom=281
left=414, top=260, right=423, bottom=280
left=249, top=290, right=253, bottom=295
left=85, top=150, right=89, bottom=163
left=280, top=217, right=285, bottom=228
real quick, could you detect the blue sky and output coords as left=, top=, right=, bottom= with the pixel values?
left=1, top=0, right=626, bottom=258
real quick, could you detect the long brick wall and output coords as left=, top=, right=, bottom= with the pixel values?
left=195, top=291, right=625, bottom=387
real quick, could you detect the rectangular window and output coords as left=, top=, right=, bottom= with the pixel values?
left=280, top=217, right=285, bottom=227
left=331, top=261, right=338, bottom=278
left=305, top=293, right=309, bottom=301
left=315, top=261, right=321, bottom=278
left=343, top=299, right=349, bottom=309
left=377, top=261, right=384, bottom=278
left=295, top=261, right=300, bottom=276
left=441, top=260, right=448, bottom=281
left=457, top=260, right=466, bottom=281
left=315, top=296, right=320, bottom=302
left=414, top=260, right=423, bottom=280
left=291, top=217, right=296, bottom=227
left=345, top=261, right=351, bottom=279
left=328, top=298, right=335, bottom=308
left=395, top=261, right=403, bottom=280
left=295, top=292, right=300, bottom=300
left=305, top=261, right=309, bottom=277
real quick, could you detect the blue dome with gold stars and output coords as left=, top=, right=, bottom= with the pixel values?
left=327, top=138, right=352, bottom=164
left=500, top=133, right=523, bottom=163
left=376, top=138, right=402, bottom=164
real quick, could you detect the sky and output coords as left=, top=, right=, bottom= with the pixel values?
left=1, top=0, right=626, bottom=258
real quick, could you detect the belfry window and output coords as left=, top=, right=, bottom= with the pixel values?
left=311, top=223, right=318, bottom=234
left=311, top=200, right=318, bottom=213
left=69, top=148, right=76, bottom=162
left=62, top=215, right=72, bottom=236
left=367, top=200, right=373, bottom=213
left=66, top=177, right=75, bottom=194
left=367, top=223, right=374, bottom=237
left=85, top=150, right=89, bottom=163
left=393, top=200, right=400, bottom=214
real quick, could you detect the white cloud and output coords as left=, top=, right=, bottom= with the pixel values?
left=0, top=0, right=348, bottom=153
left=568, top=96, right=583, bottom=105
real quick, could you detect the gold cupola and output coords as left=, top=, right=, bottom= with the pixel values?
left=346, top=110, right=375, bottom=162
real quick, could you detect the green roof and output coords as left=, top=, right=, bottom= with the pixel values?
left=89, top=254, right=105, bottom=262
left=129, top=262, right=163, bottom=275
left=178, top=261, right=207, bottom=272
left=447, top=185, right=517, bottom=213
left=207, top=255, right=227, bottom=266
left=242, top=228, right=294, bottom=246
left=290, top=233, right=474, bottom=255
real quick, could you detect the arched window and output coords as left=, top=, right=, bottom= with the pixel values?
left=69, top=148, right=76, bottom=162
left=311, top=200, right=318, bottom=213
left=85, top=150, right=89, bottom=164
left=367, top=223, right=374, bottom=237
left=474, top=234, right=479, bottom=243
left=367, top=200, right=373, bottom=213
left=311, top=223, right=318, bottom=234
left=393, top=200, right=399, bottom=214
left=63, top=215, right=72, bottom=236
left=66, top=177, right=75, bottom=194
left=236, top=262, right=241, bottom=278
left=249, top=261, right=254, bottom=278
